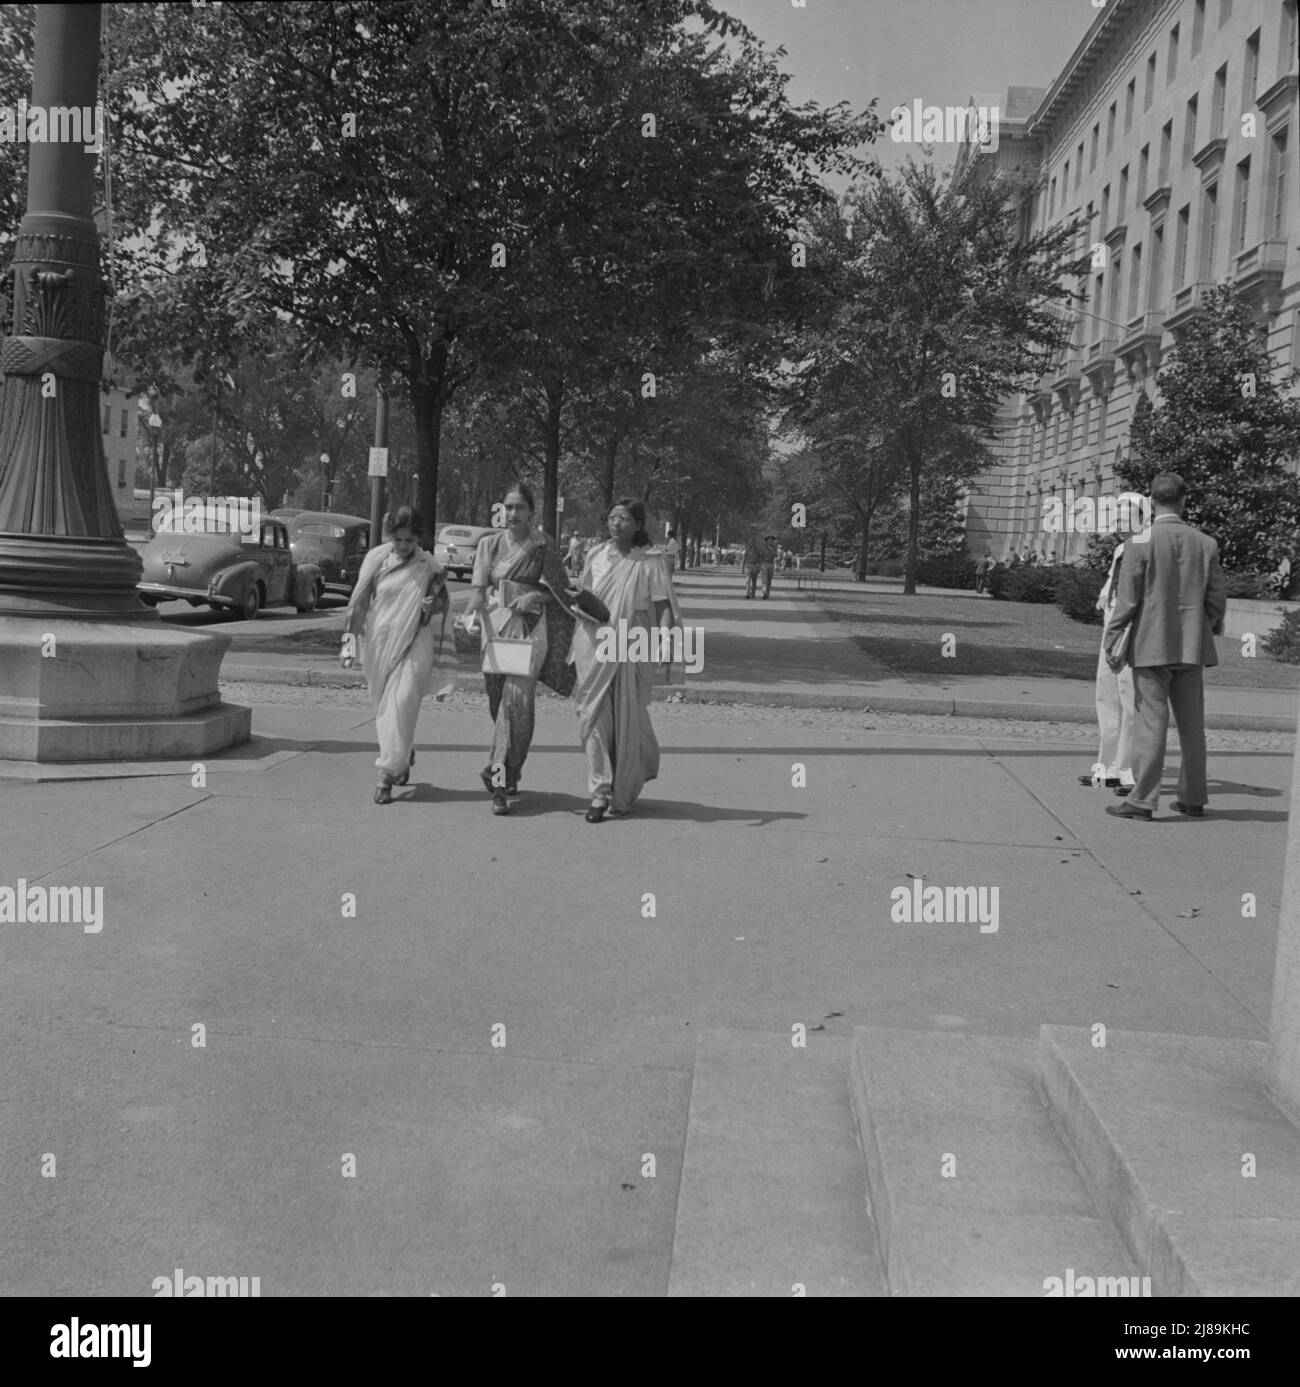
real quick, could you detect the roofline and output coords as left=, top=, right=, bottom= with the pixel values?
left=1027, top=0, right=1143, bottom=137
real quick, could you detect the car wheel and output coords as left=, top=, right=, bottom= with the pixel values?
left=238, top=585, right=261, bottom=621
left=295, top=582, right=319, bottom=614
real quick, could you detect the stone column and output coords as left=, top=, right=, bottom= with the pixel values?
left=1267, top=693, right=1300, bottom=1125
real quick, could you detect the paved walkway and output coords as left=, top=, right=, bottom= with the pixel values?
left=220, top=566, right=1300, bottom=732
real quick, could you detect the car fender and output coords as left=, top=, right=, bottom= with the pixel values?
left=209, top=560, right=262, bottom=602
left=292, top=562, right=323, bottom=605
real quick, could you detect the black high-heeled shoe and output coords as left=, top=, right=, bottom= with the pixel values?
left=374, top=782, right=392, bottom=805
left=396, top=749, right=414, bottom=787
left=491, top=792, right=510, bottom=816
left=585, top=800, right=607, bottom=823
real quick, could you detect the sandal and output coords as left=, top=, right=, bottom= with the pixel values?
left=585, top=799, right=607, bottom=823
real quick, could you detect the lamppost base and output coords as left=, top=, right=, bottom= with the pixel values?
left=0, top=616, right=251, bottom=762
left=0, top=534, right=151, bottom=618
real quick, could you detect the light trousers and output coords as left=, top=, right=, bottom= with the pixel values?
left=1094, top=642, right=1134, bottom=778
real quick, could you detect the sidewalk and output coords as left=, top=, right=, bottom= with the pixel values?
left=222, top=568, right=1300, bottom=733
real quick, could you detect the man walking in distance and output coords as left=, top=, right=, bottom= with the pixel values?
left=760, top=534, right=778, bottom=599
left=1103, top=473, right=1226, bottom=821
left=743, top=534, right=762, bottom=598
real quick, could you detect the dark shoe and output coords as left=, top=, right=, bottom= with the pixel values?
left=1105, top=802, right=1152, bottom=821
left=1113, top=785, right=1133, bottom=796
left=1171, top=801, right=1205, bottom=817
left=481, top=766, right=507, bottom=796
left=506, top=782, right=520, bottom=797
left=397, top=749, right=414, bottom=787
left=374, top=782, right=392, bottom=805
left=1078, top=773, right=1122, bottom=787
left=491, top=793, right=509, bottom=816
left=585, top=800, right=607, bottom=823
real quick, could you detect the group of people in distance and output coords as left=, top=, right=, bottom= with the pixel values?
left=342, top=485, right=680, bottom=823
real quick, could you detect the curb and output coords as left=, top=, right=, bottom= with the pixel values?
left=217, top=664, right=1297, bottom=731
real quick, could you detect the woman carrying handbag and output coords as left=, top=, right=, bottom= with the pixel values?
left=458, top=482, right=574, bottom=816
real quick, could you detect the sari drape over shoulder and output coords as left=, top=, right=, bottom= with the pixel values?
left=570, top=542, right=676, bottom=812
left=345, top=542, right=445, bottom=779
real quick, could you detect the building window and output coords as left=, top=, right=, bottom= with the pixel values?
left=1212, top=65, right=1228, bottom=137
left=119, top=408, right=128, bottom=438
left=1094, top=272, right=1105, bottom=341
left=1050, top=176, right=1057, bottom=217
left=1109, top=252, right=1123, bottom=325
left=1159, top=121, right=1172, bottom=185
left=1149, top=224, right=1165, bottom=308
left=102, top=404, right=110, bottom=435
left=1097, top=392, right=1108, bottom=450
left=1063, top=158, right=1071, bottom=193
left=1199, top=182, right=1219, bottom=280
left=1168, top=24, right=1180, bottom=84
left=1138, top=145, right=1150, bottom=201
left=1219, top=0, right=1232, bottom=27
left=1192, top=0, right=1206, bottom=57
left=1090, top=122, right=1100, bottom=171
left=1244, top=30, right=1261, bottom=105
left=118, top=457, right=126, bottom=488
left=1101, top=184, right=1110, bottom=229
left=1232, top=157, right=1251, bottom=256
left=1076, top=141, right=1084, bottom=190
left=1145, top=52, right=1157, bottom=110
left=1184, top=95, right=1198, bottom=165
left=1119, top=165, right=1129, bottom=216
left=1125, top=78, right=1136, bottom=134
left=1128, top=242, right=1143, bottom=320
left=1107, top=102, right=1117, bottom=154
left=1284, top=2, right=1299, bottom=79
left=1175, top=205, right=1190, bottom=286
left=1269, top=126, right=1289, bottom=240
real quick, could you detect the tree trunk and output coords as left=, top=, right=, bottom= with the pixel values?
left=411, top=373, right=443, bottom=540
left=904, top=452, right=922, bottom=596
left=856, top=510, right=870, bottom=582
left=601, top=431, right=620, bottom=513
left=542, top=375, right=563, bottom=541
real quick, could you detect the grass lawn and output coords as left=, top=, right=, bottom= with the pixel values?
left=810, top=587, right=1300, bottom=689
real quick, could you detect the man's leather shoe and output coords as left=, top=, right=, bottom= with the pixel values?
left=1106, top=802, right=1152, bottom=820
left=1170, top=801, right=1205, bottom=817
left=1079, top=774, right=1122, bottom=787
left=1113, top=785, right=1133, bottom=796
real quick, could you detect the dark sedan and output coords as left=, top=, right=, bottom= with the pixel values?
left=285, top=512, right=372, bottom=597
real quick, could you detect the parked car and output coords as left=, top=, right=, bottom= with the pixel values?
left=434, top=523, right=495, bottom=580
left=137, top=516, right=323, bottom=620
left=285, top=511, right=371, bottom=597
left=268, top=507, right=306, bottom=521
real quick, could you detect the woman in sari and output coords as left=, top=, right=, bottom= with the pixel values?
left=570, top=498, right=680, bottom=823
left=460, top=482, right=574, bottom=816
left=341, top=505, right=448, bottom=805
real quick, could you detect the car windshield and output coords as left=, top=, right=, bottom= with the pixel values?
left=297, top=523, right=345, bottom=539
left=441, top=529, right=475, bottom=541
left=153, top=513, right=242, bottom=537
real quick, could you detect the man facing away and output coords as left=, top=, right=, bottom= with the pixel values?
left=1103, top=472, right=1227, bottom=821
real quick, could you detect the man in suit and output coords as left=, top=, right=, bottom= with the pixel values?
left=1103, top=473, right=1227, bottom=821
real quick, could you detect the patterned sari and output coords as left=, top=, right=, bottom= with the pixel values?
left=570, top=542, right=677, bottom=813
left=344, top=543, right=447, bottom=782
left=472, top=530, right=575, bottom=786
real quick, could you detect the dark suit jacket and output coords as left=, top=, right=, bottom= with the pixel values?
left=1104, top=515, right=1227, bottom=668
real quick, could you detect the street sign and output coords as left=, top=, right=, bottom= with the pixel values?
left=368, top=447, right=389, bottom=477
left=556, top=496, right=565, bottom=513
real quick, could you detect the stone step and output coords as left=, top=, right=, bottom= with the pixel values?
left=668, top=1029, right=884, bottom=1296
left=850, top=1025, right=1141, bottom=1296
left=1038, top=1025, right=1300, bottom=1296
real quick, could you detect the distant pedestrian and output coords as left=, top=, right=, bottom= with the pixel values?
left=341, top=505, right=449, bottom=805
left=1104, top=473, right=1227, bottom=821
left=973, top=552, right=990, bottom=593
left=743, top=534, right=762, bottom=597
left=663, top=528, right=679, bottom=574
left=565, top=531, right=582, bottom=576
left=1079, top=541, right=1135, bottom=794
left=1008, top=549, right=1022, bottom=570
left=760, top=534, right=777, bottom=598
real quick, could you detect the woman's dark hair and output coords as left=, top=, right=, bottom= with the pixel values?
left=505, top=481, right=536, bottom=514
left=385, top=504, right=424, bottom=538
left=612, top=496, right=651, bottom=548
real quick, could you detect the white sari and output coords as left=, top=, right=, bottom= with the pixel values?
left=344, top=543, right=445, bottom=780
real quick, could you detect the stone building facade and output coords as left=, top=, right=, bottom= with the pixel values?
left=957, top=0, right=1300, bottom=564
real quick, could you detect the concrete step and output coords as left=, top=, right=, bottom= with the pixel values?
left=1038, top=1025, right=1300, bottom=1296
left=850, top=1026, right=1141, bottom=1296
left=668, top=1029, right=884, bottom=1296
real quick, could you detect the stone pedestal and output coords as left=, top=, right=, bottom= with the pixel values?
left=0, top=618, right=250, bottom=761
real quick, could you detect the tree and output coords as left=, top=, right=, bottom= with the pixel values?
left=1119, top=286, right=1300, bottom=573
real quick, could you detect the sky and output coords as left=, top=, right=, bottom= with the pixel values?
left=717, top=0, right=1099, bottom=185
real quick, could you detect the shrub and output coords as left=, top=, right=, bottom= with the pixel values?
left=1263, top=608, right=1300, bottom=664
left=1223, top=570, right=1274, bottom=599
left=914, top=553, right=978, bottom=590
left=990, top=563, right=1061, bottom=604
left=1055, top=564, right=1106, bottom=624
left=876, top=557, right=904, bottom=577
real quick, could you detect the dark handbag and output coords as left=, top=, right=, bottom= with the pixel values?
left=541, top=578, right=610, bottom=625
